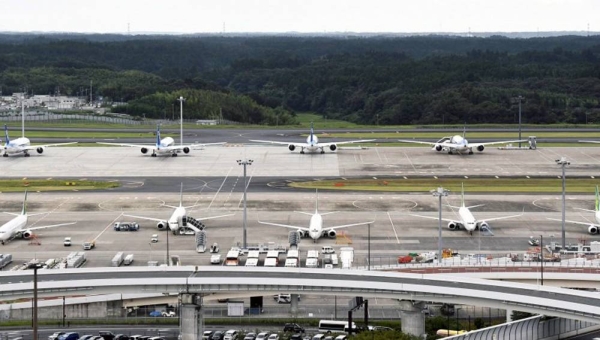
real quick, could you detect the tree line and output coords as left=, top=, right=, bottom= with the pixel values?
left=1, top=34, right=599, bottom=124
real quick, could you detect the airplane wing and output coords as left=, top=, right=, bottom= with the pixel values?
left=162, top=143, right=226, bottom=151
left=96, top=142, right=158, bottom=151
left=547, top=217, right=597, bottom=226
left=250, top=140, right=308, bottom=147
left=578, top=140, right=600, bottom=144
left=409, top=214, right=456, bottom=223
left=123, top=214, right=164, bottom=223
left=258, top=220, right=308, bottom=231
left=398, top=140, right=462, bottom=149
left=318, top=140, right=375, bottom=147
left=326, top=221, right=375, bottom=230
left=24, top=142, right=78, bottom=150
left=478, top=212, right=523, bottom=223
left=398, top=140, right=439, bottom=146
left=27, top=222, right=77, bottom=231
left=194, top=213, right=235, bottom=221
left=467, top=140, right=528, bottom=148
left=574, top=207, right=596, bottom=213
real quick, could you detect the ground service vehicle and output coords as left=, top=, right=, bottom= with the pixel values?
left=151, top=234, right=158, bottom=243
left=225, top=250, right=239, bottom=266
left=63, top=237, right=71, bottom=246
left=123, top=254, right=134, bottom=265
left=83, top=240, right=95, bottom=250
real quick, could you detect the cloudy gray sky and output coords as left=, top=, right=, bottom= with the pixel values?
left=0, top=0, right=597, bottom=34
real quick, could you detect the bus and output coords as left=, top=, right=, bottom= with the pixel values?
left=318, top=320, right=356, bottom=334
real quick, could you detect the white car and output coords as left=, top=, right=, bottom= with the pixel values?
left=224, top=330, right=239, bottom=340
left=210, top=254, right=222, bottom=264
left=267, top=335, right=279, bottom=340
left=255, top=333, right=270, bottom=340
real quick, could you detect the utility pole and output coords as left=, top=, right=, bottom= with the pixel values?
left=517, top=95, right=523, bottom=148
left=556, top=157, right=570, bottom=250
left=177, top=96, right=185, bottom=146
left=237, top=159, right=253, bottom=249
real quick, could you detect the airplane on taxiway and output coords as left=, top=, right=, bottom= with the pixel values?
left=124, top=184, right=234, bottom=234
left=250, top=122, right=374, bottom=154
left=97, top=124, right=225, bottom=157
left=0, top=191, right=76, bottom=245
left=399, top=127, right=526, bottom=155
left=409, top=183, right=523, bottom=235
left=547, top=185, right=600, bottom=235
left=2, top=99, right=77, bottom=157
left=258, top=190, right=374, bottom=242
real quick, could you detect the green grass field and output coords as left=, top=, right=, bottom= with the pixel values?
left=0, top=179, right=119, bottom=192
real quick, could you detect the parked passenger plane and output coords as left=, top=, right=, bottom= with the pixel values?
left=399, top=127, right=526, bottom=155
left=250, top=122, right=374, bottom=154
left=97, top=125, right=224, bottom=157
left=2, top=99, right=77, bottom=157
left=124, top=184, right=234, bottom=234
left=547, top=186, right=600, bottom=234
left=410, top=184, right=523, bottom=235
left=258, top=190, right=374, bottom=242
left=0, top=191, right=76, bottom=244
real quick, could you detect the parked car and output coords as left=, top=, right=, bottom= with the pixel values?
left=49, top=332, right=66, bottom=340
left=334, top=336, right=348, bottom=340
left=113, top=335, right=129, bottom=340
left=149, top=310, right=163, bottom=317
left=99, top=331, right=115, bottom=340
left=223, top=330, right=239, bottom=340
left=289, top=335, right=303, bottom=340
left=283, top=323, right=305, bottom=333
left=243, top=333, right=256, bottom=340
left=267, top=335, right=279, bottom=340
left=211, top=331, right=225, bottom=340
left=78, top=336, right=94, bottom=340
left=148, top=337, right=166, bottom=340
left=162, top=311, right=176, bottom=317
left=58, top=333, right=80, bottom=340
left=202, top=331, right=214, bottom=340
left=255, top=333, right=270, bottom=340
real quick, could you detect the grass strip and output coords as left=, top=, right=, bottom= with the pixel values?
left=0, top=179, right=119, bottom=192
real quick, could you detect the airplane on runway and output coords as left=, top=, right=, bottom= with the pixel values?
left=547, top=186, right=600, bottom=234
left=2, top=99, right=77, bottom=157
left=97, top=125, right=225, bottom=157
left=250, top=122, right=374, bottom=154
left=398, top=128, right=526, bottom=155
left=0, top=191, right=76, bottom=245
left=409, top=183, right=523, bottom=235
left=258, top=190, right=374, bottom=242
left=124, top=184, right=234, bottom=234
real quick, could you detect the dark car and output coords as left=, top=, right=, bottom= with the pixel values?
left=113, top=335, right=129, bottom=340
left=289, top=334, right=303, bottom=340
left=211, top=331, right=225, bottom=340
left=99, top=331, right=115, bottom=340
left=283, top=323, right=304, bottom=333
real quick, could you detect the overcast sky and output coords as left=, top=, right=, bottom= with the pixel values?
left=0, top=0, right=597, bottom=34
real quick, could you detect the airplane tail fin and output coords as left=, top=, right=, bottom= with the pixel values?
left=21, top=190, right=27, bottom=215
left=462, top=122, right=466, bottom=138
left=156, top=125, right=161, bottom=146
left=461, top=182, right=465, bottom=207
left=4, top=125, right=9, bottom=145
left=179, top=182, right=184, bottom=207
left=596, top=185, right=600, bottom=211
left=310, top=121, right=314, bottom=143
left=315, top=188, right=319, bottom=213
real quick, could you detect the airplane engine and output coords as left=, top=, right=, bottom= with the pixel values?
left=435, top=145, right=443, bottom=152
left=21, top=230, right=33, bottom=239
left=36, top=147, right=44, bottom=154
left=329, top=144, right=337, bottom=151
left=447, top=222, right=459, bottom=230
left=141, top=148, right=149, bottom=154
left=183, top=147, right=190, bottom=154
left=157, top=221, right=168, bottom=230
left=588, top=225, right=599, bottom=234
left=288, top=144, right=296, bottom=151
left=297, top=229, right=308, bottom=238
left=479, top=221, right=490, bottom=232
left=327, top=229, right=337, bottom=238
left=477, top=145, right=485, bottom=152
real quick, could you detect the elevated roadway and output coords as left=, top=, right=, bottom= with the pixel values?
left=1, top=266, right=600, bottom=323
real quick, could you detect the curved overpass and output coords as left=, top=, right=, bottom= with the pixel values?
left=1, top=266, right=599, bottom=323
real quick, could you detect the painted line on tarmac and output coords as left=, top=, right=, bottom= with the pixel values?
left=387, top=211, right=400, bottom=244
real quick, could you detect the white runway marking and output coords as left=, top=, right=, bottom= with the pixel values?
left=387, top=211, right=400, bottom=243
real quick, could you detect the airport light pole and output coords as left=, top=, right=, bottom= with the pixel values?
left=517, top=95, right=523, bottom=148
left=237, top=159, right=253, bottom=249
left=431, top=187, right=449, bottom=263
left=177, top=96, right=185, bottom=146
left=556, top=157, right=570, bottom=250
left=28, top=262, right=43, bottom=340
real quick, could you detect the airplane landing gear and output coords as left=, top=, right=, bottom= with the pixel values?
left=468, top=150, right=474, bottom=155
left=320, top=150, right=325, bottom=154
left=2, top=153, right=7, bottom=157
left=171, top=153, right=178, bottom=157
left=300, top=150, right=305, bottom=154
left=24, top=153, right=30, bottom=157
left=448, top=151, right=453, bottom=155
left=151, top=153, right=157, bottom=157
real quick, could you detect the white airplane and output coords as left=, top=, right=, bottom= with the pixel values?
left=124, top=184, right=234, bottom=234
left=547, top=186, right=600, bottom=234
left=399, top=128, right=526, bottom=155
left=97, top=124, right=225, bottom=157
left=0, top=191, right=76, bottom=245
left=409, top=184, right=523, bottom=235
left=3, top=99, right=77, bottom=157
left=579, top=139, right=600, bottom=145
left=250, top=122, right=374, bottom=154
left=258, top=190, right=374, bottom=242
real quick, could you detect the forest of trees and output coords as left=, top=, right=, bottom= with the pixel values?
left=0, top=34, right=599, bottom=125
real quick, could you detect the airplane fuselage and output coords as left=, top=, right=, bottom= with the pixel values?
left=457, top=207, right=477, bottom=232
left=433, top=135, right=471, bottom=153
left=303, top=135, right=321, bottom=153
left=308, top=213, right=323, bottom=240
left=167, top=206, right=186, bottom=231
left=5, top=137, right=31, bottom=155
left=0, top=215, right=27, bottom=242
left=155, top=137, right=176, bottom=155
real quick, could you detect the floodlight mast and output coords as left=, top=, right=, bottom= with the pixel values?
left=555, top=157, right=570, bottom=250
left=178, top=96, right=185, bottom=146
left=431, top=187, right=449, bottom=263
